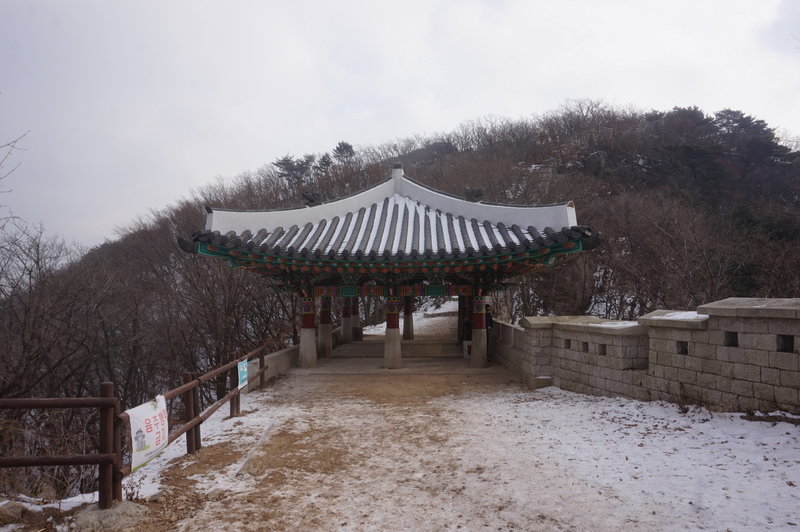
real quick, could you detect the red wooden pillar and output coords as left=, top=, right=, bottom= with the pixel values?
left=470, top=295, right=487, bottom=367
left=351, top=297, right=362, bottom=341
left=299, top=296, right=317, bottom=368
left=384, top=296, right=401, bottom=369
left=403, top=296, right=415, bottom=340
left=318, top=296, right=333, bottom=357
left=341, top=296, right=352, bottom=343
left=457, top=295, right=465, bottom=342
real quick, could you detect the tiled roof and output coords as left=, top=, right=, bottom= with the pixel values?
left=192, top=165, right=598, bottom=263
left=196, top=193, right=594, bottom=260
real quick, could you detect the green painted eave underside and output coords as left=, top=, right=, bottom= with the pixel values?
left=195, top=239, right=585, bottom=287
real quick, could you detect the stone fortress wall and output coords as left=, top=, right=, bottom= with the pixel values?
left=491, top=298, right=800, bottom=415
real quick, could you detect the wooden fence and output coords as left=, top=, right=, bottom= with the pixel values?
left=0, top=344, right=273, bottom=509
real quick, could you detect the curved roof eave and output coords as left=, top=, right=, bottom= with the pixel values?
left=206, top=166, right=577, bottom=235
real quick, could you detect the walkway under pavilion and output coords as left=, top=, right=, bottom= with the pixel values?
left=188, top=163, right=599, bottom=369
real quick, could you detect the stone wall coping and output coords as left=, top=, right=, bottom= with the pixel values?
left=638, top=310, right=709, bottom=330
left=520, top=315, right=646, bottom=336
left=696, top=297, right=800, bottom=319
left=495, top=319, right=524, bottom=331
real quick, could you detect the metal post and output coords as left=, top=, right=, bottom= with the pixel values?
left=98, top=382, right=114, bottom=509
left=191, top=373, right=202, bottom=450
left=183, top=372, right=196, bottom=454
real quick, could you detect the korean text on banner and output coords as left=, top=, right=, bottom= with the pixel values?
left=126, top=395, right=169, bottom=471
left=237, top=360, right=248, bottom=390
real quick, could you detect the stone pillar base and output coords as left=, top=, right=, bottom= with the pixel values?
left=384, top=328, right=402, bottom=369
left=351, top=315, right=362, bottom=341
left=341, top=315, right=352, bottom=343
left=299, top=327, right=317, bottom=368
left=318, top=323, right=332, bottom=358
left=470, top=329, right=487, bottom=368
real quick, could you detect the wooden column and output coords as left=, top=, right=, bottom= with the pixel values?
left=317, top=296, right=333, bottom=358
left=403, top=296, right=415, bottom=340
left=384, top=296, right=402, bottom=369
left=457, top=295, right=466, bottom=342
left=341, top=296, right=353, bottom=343
left=351, top=297, right=362, bottom=341
left=299, top=297, right=317, bottom=368
left=470, top=296, right=487, bottom=368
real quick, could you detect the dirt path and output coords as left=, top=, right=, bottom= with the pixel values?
left=155, top=358, right=557, bottom=531
left=142, top=356, right=653, bottom=531
left=13, top=311, right=797, bottom=530
left=128, top=353, right=799, bottom=531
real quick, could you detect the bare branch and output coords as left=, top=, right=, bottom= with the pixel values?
left=0, top=130, right=29, bottom=184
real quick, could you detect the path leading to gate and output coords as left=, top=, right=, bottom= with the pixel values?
left=162, top=351, right=598, bottom=531
left=126, top=331, right=799, bottom=532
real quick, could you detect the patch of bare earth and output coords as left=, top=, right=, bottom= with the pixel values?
left=141, top=360, right=564, bottom=531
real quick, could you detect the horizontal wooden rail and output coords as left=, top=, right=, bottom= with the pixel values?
left=0, top=397, right=116, bottom=409
left=1, top=342, right=275, bottom=508
left=0, top=382, right=120, bottom=509
left=166, top=362, right=271, bottom=444
left=118, top=359, right=272, bottom=477
left=0, top=454, right=116, bottom=468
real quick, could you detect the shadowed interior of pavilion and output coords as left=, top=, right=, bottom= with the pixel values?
left=187, top=163, right=599, bottom=370
left=336, top=337, right=461, bottom=359
left=333, top=312, right=463, bottom=361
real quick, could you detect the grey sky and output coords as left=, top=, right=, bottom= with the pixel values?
left=1, top=0, right=797, bottom=246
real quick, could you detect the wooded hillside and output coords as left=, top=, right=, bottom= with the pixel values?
left=1, top=100, right=798, bottom=498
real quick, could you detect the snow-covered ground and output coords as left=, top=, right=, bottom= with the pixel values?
left=130, top=367, right=797, bottom=531
left=361, top=297, right=459, bottom=337
left=2, top=304, right=799, bottom=531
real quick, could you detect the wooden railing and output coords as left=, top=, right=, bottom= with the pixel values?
left=0, top=344, right=274, bottom=509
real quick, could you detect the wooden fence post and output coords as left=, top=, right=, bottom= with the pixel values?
left=98, top=382, right=114, bottom=509
left=191, top=372, right=202, bottom=451
left=183, top=372, right=196, bottom=454
left=112, top=395, right=122, bottom=502
left=259, top=353, right=266, bottom=389
left=229, top=363, right=237, bottom=417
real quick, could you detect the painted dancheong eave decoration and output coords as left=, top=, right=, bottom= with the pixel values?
left=190, top=165, right=599, bottom=292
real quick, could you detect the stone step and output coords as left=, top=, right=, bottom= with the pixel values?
left=333, top=338, right=462, bottom=359
left=526, top=376, right=553, bottom=389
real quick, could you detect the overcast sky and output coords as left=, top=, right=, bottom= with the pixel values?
left=1, top=0, right=798, bottom=246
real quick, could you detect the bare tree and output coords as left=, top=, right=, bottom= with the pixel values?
left=0, top=131, right=29, bottom=223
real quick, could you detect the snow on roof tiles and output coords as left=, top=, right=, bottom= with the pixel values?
left=194, top=166, right=596, bottom=261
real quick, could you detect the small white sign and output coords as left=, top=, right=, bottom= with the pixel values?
left=237, top=360, right=248, bottom=390
left=126, top=395, right=169, bottom=471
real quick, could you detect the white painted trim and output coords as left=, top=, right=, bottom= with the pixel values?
left=207, top=173, right=578, bottom=236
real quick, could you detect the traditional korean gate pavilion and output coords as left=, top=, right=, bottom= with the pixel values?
left=190, top=164, right=598, bottom=369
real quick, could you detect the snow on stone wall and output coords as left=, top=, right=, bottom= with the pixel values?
left=492, top=298, right=800, bottom=414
